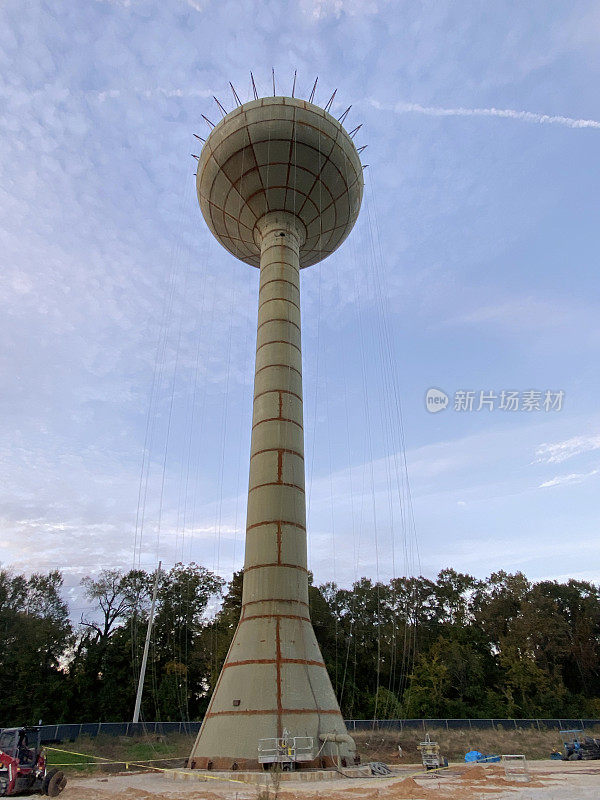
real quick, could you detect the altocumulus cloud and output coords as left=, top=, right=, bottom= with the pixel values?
left=536, top=434, right=600, bottom=464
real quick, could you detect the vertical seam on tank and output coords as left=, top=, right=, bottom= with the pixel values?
left=276, top=617, right=283, bottom=739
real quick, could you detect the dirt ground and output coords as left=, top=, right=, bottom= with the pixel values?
left=19, top=759, right=600, bottom=800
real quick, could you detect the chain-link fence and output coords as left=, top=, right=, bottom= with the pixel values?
left=35, top=721, right=201, bottom=743
left=345, top=718, right=600, bottom=732
left=27, top=718, right=600, bottom=744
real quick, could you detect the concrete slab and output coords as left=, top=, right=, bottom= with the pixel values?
left=170, top=765, right=372, bottom=783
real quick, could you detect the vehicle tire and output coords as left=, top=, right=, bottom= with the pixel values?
left=370, top=762, right=392, bottom=776
left=581, top=748, right=600, bottom=760
left=43, top=769, right=67, bottom=797
left=41, top=768, right=54, bottom=795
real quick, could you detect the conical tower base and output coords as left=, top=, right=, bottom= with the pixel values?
left=189, top=608, right=356, bottom=770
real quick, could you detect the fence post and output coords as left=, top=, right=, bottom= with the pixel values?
left=445, top=719, right=449, bottom=730
left=468, top=719, right=472, bottom=731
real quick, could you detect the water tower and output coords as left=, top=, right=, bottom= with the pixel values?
left=189, top=92, right=363, bottom=770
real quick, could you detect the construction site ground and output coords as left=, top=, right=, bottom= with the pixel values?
left=19, top=760, right=600, bottom=800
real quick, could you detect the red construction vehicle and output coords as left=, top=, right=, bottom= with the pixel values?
left=0, top=727, right=66, bottom=796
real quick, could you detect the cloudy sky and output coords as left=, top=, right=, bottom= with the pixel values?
left=1, top=0, right=599, bottom=615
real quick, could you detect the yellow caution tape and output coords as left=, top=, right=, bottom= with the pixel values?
left=46, top=764, right=188, bottom=773
left=45, top=746, right=182, bottom=764
left=45, top=746, right=113, bottom=763
left=44, top=746, right=253, bottom=786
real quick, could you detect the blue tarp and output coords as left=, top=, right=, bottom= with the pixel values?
left=465, top=751, right=501, bottom=763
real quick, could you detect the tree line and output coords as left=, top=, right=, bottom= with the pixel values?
left=1, top=564, right=599, bottom=726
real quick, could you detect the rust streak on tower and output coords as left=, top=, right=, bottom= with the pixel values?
left=189, top=94, right=363, bottom=770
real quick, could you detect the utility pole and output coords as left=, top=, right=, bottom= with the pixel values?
left=133, top=560, right=161, bottom=724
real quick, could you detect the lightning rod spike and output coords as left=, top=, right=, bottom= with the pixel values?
left=202, top=114, right=215, bottom=128
left=272, top=67, right=276, bottom=97
left=348, top=124, right=362, bottom=137
left=229, top=82, right=242, bottom=107
left=324, top=89, right=337, bottom=112
left=357, top=144, right=368, bottom=153
left=193, top=133, right=205, bottom=142
left=338, top=105, right=351, bottom=124
left=250, top=71, right=258, bottom=100
left=308, top=77, right=318, bottom=104
left=291, top=69, right=297, bottom=98
left=213, top=96, right=227, bottom=117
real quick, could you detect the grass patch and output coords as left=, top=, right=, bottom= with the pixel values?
left=44, top=733, right=192, bottom=776
left=45, top=746, right=97, bottom=774
left=353, top=725, right=600, bottom=763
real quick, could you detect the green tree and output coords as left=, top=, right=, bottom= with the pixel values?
left=0, top=568, right=72, bottom=725
left=69, top=568, right=152, bottom=720
left=152, top=563, right=223, bottom=720
left=404, top=648, right=449, bottom=717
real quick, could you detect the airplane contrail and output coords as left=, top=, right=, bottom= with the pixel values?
left=372, top=100, right=600, bottom=130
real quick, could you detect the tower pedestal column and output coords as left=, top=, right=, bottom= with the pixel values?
left=188, top=212, right=356, bottom=769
